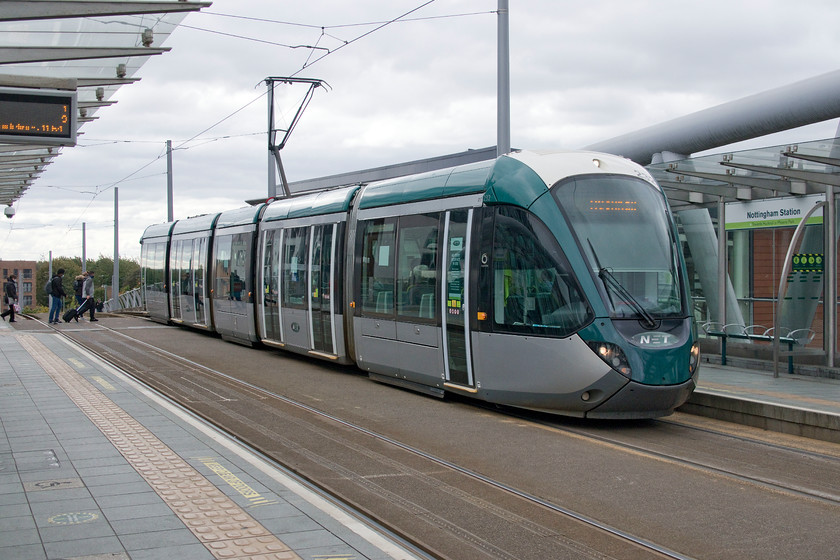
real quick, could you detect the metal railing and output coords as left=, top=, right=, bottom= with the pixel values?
left=102, top=287, right=144, bottom=313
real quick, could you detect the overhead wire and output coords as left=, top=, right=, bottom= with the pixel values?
left=198, top=9, right=496, bottom=30
left=51, top=1, right=455, bottom=232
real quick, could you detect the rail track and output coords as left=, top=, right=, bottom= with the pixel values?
left=37, top=316, right=693, bottom=560
left=29, top=315, right=840, bottom=559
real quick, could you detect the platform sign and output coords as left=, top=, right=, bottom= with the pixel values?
left=792, top=253, right=824, bottom=273
left=725, top=194, right=823, bottom=231
left=0, top=86, right=77, bottom=146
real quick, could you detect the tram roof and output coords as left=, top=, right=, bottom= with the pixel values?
left=171, top=212, right=220, bottom=235
left=277, top=136, right=840, bottom=216
left=357, top=160, right=494, bottom=210
left=263, top=185, right=360, bottom=222
left=140, top=220, right=176, bottom=242
left=216, top=204, right=266, bottom=229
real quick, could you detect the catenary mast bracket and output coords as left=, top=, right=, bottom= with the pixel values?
left=265, top=77, right=329, bottom=199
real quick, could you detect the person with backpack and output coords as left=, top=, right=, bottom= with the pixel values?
left=47, top=269, right=66, bottom=324
left=1, top=274, right=18, bottom=323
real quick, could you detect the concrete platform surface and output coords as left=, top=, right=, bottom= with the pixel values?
left=0, top=319, right=422, bottom=560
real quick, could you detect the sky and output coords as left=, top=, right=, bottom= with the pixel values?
left=3, top=0, right=840, bottom=263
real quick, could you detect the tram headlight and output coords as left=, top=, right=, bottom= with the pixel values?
left=587, top=341, right=632, bottom=378
left=689, top=342, right=700, bottom=376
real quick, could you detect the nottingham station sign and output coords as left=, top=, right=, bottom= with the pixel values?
left=725, top=194, right=824, bottom=231
left=0, top=86, right=77, bottom=146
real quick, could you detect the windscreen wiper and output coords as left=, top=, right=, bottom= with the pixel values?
left=587, top=239, right=657, bottom=329
left=598, top=267, right=658, bottom=329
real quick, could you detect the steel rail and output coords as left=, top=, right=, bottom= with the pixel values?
left=28, top=315, right=436, bottom=560
left=486, top=403, right=840, bottom=507
left=47, top=318, right=696, bottom=560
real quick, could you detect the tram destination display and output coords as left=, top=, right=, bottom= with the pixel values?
left=0, top=86, right=77, bottom=145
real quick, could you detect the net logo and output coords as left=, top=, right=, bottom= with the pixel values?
left=631, top=332, right=679, bottom=348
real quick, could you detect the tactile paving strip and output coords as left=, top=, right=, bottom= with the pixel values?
left=19, top=334, right=302, bottom=560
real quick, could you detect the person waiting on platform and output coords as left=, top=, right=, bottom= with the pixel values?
left=1, top=274, right=18, bottom=323
left=73, top=271, right=88, bottom=319
left=48, top=269, right=66, bottom=324
left=82, top=270, right=98, bottom=322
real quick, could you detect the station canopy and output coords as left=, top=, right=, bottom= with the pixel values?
left=646, top=137, right=840, bottom=211
left=0, top=0, right=209, bottom=208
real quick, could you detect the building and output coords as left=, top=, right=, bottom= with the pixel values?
left=0, top=260, right=37, bottom=308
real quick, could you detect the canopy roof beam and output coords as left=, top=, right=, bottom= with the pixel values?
left=665, top=167, right=792, bottom=195
left=782, top=150, right=840, bottom=168
left=722, top=161, right=840, bottom=188
left=0, top=1, right=211, bottom=22
left=0, top=47, right=169, bottom=65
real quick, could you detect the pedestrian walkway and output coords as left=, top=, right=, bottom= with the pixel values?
left=685, top=360, right=840, bottom=443
left=0, top=318, right=422, bottom=560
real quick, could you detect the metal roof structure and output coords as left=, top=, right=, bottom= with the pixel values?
left=0, top=0, right=210, bottom=209
left=647, top=137, right=840, bottom=211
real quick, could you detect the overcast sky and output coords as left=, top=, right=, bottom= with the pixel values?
left=3, top=0, right=840, bottom=264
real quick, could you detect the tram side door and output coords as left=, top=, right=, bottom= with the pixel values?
left=309, top=224, right=336, bottom=355
left=442, top=209, right=474, bottom=387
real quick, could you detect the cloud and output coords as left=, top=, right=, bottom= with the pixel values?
left=3, top=0, right=840, bottom=262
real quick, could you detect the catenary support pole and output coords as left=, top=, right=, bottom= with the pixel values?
left=166, top=140, right=173, bottom=222
left=826, top=186, right=836, bottom=367
left=497, top=0, right=510, bottom=157
left=81, top=222, right=86, bottom=272
left=267, top=80, right=276, bottom=199
left=718, top=197, right=727, bottom=348
left=113, top=187, right=119, bottom=307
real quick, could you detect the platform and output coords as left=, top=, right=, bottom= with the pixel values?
left=681, top=360, right=840, bottom=443
left=2, top=316, right=840, bottom=559
left=0, top=318, right=423, bottom=560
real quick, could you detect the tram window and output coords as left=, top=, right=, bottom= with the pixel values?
left=359, top=218, right=396, bottom=315
left=491, top=206, right=592, bottom=336
left=144, top=242, right=166, bottom=293
left=282, top=227, right=308, bottom=309
left=156, top=243, right=166, bottom=292
left=214, top=235, right=233, bottom=300
left=194, top=237, right=207, bottom=323
left=396, top=213, right=440, bottom=321
left=229, top=234, right=250, bottom=302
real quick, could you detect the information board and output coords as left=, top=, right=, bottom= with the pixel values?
left=0, top=86, right=77, bottom=145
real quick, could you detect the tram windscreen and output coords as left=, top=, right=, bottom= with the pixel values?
left=552, top=175, right=684, bottom=319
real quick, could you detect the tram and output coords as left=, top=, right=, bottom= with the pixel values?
left=141, top=150, right=700, bottom=418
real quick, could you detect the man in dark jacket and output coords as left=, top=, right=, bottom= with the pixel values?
left=48, top=269, right=66, bottom=324
left=1, top=274, right=17, bottom=322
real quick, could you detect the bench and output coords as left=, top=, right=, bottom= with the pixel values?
left=701, top=323, right=816, bottom=374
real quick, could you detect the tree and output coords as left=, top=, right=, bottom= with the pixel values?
left=37, top=255, right=141, bottom=306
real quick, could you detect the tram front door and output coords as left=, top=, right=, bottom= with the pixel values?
left=443, top=209, right=475, bottom=388
left=309, top=224, right=336, bottom=356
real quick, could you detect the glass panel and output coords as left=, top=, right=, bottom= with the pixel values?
left=445, top=210, right=471, bottom=385
left=170, top=240, right=182, bottom=319
left=492, top=206, right=592, bottom=336
left=155, top=243, right=165, bottom=294
left=181, top=239, right=196, bottom=324
left=360, top=218, right=396, bottom=316
left=553, top=175, right=683, bottom=319
left=262, top=229, right=281, bottom=340
left=311, top=225, right=334, bottom=352
left=214, top=235, right=232, bottom=303
left=230, top=234, right=250, bottom=304
left=194, top=238, right=207, bottom=325
left=141, top=243, right=149, bottom=301
left=283, top=227, right=308, bottom=309
left=397, top=213, right=440, bottom=320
